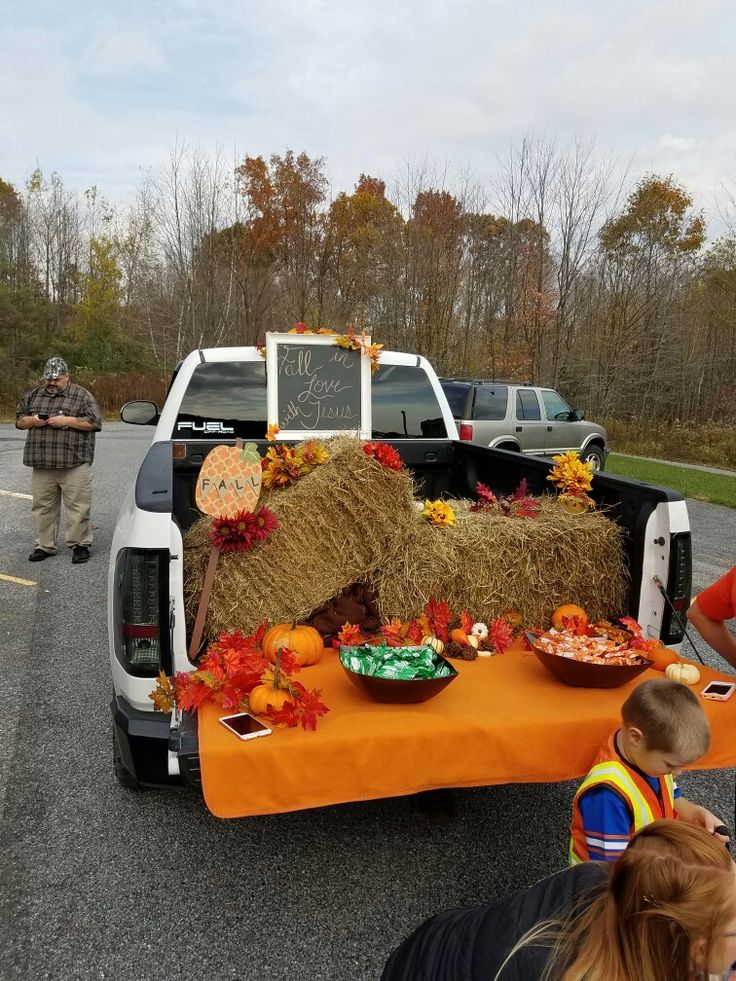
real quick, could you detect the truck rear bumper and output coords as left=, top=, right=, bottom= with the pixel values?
left=111, top=694, right=179, bottom=786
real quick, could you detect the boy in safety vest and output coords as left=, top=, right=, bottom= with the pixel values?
left=569, top=678, right=728, bottom=864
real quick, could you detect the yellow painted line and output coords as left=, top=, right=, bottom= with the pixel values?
left=0, top=572, right=37, bottom=587
left=0, top=490, right=32, bottom=500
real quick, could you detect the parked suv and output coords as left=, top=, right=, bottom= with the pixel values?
left=439, top=378, right=608, bottom=470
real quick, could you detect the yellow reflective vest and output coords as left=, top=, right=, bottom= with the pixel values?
left=569, top=732, right=677, bottom=865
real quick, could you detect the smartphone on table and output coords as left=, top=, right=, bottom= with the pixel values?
left=701, top=682, right=736, bottom=701
left=219, top=712, right=272, bottom=740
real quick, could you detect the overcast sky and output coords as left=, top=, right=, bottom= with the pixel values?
left=2, top=0, right=735, bottom=229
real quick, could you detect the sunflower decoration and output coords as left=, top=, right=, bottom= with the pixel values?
left=421, top=499, right=456, bottom=528
left=547, top=451, right=595, bottom=512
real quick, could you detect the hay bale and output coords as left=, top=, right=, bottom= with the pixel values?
left=370, top=498, right=628, bottom=627
left=184, top=437, right=416, bottom=638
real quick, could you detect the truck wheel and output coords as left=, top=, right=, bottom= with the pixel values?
left=582, top=446, right=605, bottom=471
left=113, top=728, right=140, bottom=789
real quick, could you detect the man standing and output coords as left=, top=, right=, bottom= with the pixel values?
left=686, top=567, right=736, bottom=669
left=15, top=357, right=102, bottom=564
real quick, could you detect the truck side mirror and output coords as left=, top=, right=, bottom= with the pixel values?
left=121, top=400, right=159, bottom=426
left=571, top=408, right=585, bottom=421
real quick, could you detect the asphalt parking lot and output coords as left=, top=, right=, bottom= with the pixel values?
left=0, top=423, right=734, bottom=981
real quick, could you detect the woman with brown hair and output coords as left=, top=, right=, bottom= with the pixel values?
left=381, top=820, right=736, bottom=981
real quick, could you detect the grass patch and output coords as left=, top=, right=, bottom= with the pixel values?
left=602, top=418, right=736, bottom=470
left=606, top=454, right=736, bottom=509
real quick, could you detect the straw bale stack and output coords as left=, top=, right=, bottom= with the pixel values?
left=370, top=498, right=628, bottom=627
left=184, top=437, right=416, bottom=638
left=184, top=437, right=629, bottom=641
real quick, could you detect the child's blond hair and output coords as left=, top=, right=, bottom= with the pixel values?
left=621, top=678, right=710, bottom=761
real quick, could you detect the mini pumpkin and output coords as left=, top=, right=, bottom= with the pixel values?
left=421, top=635, right=445, bottom=655
left=648, top=644, right=680, bottom=672
left=196, top=442, right=262, bottom=517
left=249, top=684, right=294, bottom=715
left=551, top=604, right=588, bottom=630
left=263, top=622, right=324, bottom=667
left=665, top=662, right=700, bottom=686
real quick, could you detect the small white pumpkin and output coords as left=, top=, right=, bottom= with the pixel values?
left=466, top=635, right=479, bottom=649
left=665, top=662, right=700, bottom=686
left=470, top=622, right=489, bottom=641
left=421, top=635, right=445, bottom=655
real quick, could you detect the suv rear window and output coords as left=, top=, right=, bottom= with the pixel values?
left=515, top=389, right=541, bottom=420
left=175, top=361, right=447, bottom=439
left=473, top=385, right=508, bottom=420
left=439, top=381, right=470, bottom=419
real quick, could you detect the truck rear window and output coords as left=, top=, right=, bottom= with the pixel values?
left=174, top=361, right=447, bottom=439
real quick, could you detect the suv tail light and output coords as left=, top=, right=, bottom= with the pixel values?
left=113, top=548, right=170, bottom=677
left=660, top=532, right=692, bottom=645
left=459, top=423, right=473, bottom=441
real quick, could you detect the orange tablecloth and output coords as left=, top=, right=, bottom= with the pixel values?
left=198, top=648, right=736, bottom=818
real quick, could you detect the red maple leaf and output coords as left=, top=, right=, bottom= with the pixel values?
left=476, top=481, right=497, bottom=505
left=460, top=609, right=474, bottom=635
left=561, top=615, right=593, bottom=636
left=270, top=701, right=300, bottom=728
left=405, top=620, right=425, bottom=644
left=426, top=597, right=452, bottom=642
left=381, top=618, right=406, bottom=647
left=296, top=688, right=330, bottom=731
left=619, top=615, right=643, bottom=636
left=175, top=674, right=213, bottom=712
left=490, top=617, right=514, bottom=654
left=513, top=497, right=541, bottom=519
left=337, top=622, right=364, bottom=646
left=511, top=478, right=529, bottom=501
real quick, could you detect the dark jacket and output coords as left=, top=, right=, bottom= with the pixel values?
left=381, top=862, right=606, bottom=981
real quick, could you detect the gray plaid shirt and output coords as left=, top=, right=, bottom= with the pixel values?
left=16, top=382, right=102, bottom=468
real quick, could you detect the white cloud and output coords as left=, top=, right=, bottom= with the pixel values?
left=0, top=0, right=735, bottom=231
left=83, top=27, right=167, bottom=76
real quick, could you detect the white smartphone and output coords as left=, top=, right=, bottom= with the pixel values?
left=219, top=712, right=273, bottom=740
left=701, top=681, right=736, bottom=702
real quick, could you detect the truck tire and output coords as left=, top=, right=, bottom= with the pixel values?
left=582, top=445, right=605, bottom=471
left=113, top=728, right=141, bottom=789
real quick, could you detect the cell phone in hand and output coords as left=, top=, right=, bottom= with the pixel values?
left=219, top=712, right=272, bottom=741
left=37, top=413, right=49, bottom=420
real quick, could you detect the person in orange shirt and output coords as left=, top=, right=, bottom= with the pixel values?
left=687, top=566, right=736, bottom=668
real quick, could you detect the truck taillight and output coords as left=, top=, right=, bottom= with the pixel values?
left=113, top=549, right=170, bottom=677
left=459, top=423, right=473, bottom=441
left=661, top=532, right=692, bottom=645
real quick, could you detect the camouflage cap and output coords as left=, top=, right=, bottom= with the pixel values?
left=43, top=357, right=68, bottom=379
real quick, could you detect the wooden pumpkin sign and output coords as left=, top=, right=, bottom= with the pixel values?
left=196, top=442, right=262, bottom=518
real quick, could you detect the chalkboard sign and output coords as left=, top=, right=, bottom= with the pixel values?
left=265, top=333, right=372, bottom=438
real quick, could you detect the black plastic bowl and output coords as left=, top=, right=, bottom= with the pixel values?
left=526, top=632, right=652, bottom=689
left=339, top=647, right=458, bottom=704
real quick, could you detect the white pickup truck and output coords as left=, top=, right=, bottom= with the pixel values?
left=108, top=346, right=692, bottom=788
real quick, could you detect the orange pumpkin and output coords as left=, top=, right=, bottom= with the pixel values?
left=551, top=604, right=588, bottom=629
left=648, top=644, right=680, bottom=672
left=196, top=442, right=262, bottom=518
left=263, top=623, right=324, bottom=667
left=248, top=684, right=294, bottom=715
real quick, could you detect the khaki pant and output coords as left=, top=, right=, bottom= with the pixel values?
left=31, top=464, right=93, bottom=553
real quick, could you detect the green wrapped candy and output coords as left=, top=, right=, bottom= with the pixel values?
left=340, top=642, right=450, bottom=680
